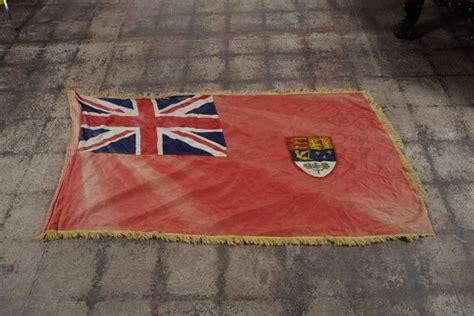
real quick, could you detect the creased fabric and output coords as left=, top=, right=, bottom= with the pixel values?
left=41, top=90, right=434, bottom=244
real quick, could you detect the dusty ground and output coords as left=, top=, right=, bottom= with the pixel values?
left=0, top=0, right=473, bottom=315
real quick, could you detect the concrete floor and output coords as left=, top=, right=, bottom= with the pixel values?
left=0, top=0, right=473, bottom=315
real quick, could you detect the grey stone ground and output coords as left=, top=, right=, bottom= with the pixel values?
left=0, top=0, right=473, bottom=315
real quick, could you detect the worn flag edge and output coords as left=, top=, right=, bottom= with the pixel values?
left=38, top=230, right=432, bottom=246
left=37, top=88, right=434, bottom=246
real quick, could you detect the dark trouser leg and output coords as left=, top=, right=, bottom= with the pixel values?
left=468, top=3, right=474, bottom=40
left=394, top=0, right=425, bottom=40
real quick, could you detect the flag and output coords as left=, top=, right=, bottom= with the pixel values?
left=40, top=90, right=434, bottom=245
left=77, top=94, right=227, bottom=156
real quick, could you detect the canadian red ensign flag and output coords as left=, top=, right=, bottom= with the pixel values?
left=40, top=90, right=434, bottom=245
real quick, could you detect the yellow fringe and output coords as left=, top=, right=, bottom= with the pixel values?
left=64, top=87, right=362, bottom=100
left=37, top=230, right=428, bottom=246
left=362, top=91, right=426, bottom=199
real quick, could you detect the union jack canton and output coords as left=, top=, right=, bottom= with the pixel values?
left=77, top=93, right=227, bottom=157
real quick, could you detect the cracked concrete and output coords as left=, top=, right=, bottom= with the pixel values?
left=0, top=0, right=473, bottom=315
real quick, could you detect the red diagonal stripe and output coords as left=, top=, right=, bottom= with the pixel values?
left=172, top=130, right=226, bottom=154
left=80, top=129, right=134, bottom=151
left=160, top=95, right=210, bottom=115
left=154, top=116, right=221, bottom=129
left=77, top=94, right=126, bottom=114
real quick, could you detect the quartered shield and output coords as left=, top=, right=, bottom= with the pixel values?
left=288, top=136, right=336, bottom=178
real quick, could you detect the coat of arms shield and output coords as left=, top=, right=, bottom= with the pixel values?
left=288, top=136, right=336, bottom=178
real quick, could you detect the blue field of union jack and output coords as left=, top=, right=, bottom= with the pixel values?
left=77, top=93, right=227, bottom=157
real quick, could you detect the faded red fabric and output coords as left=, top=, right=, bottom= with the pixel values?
left=42, top=92, right=434, bottom=238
